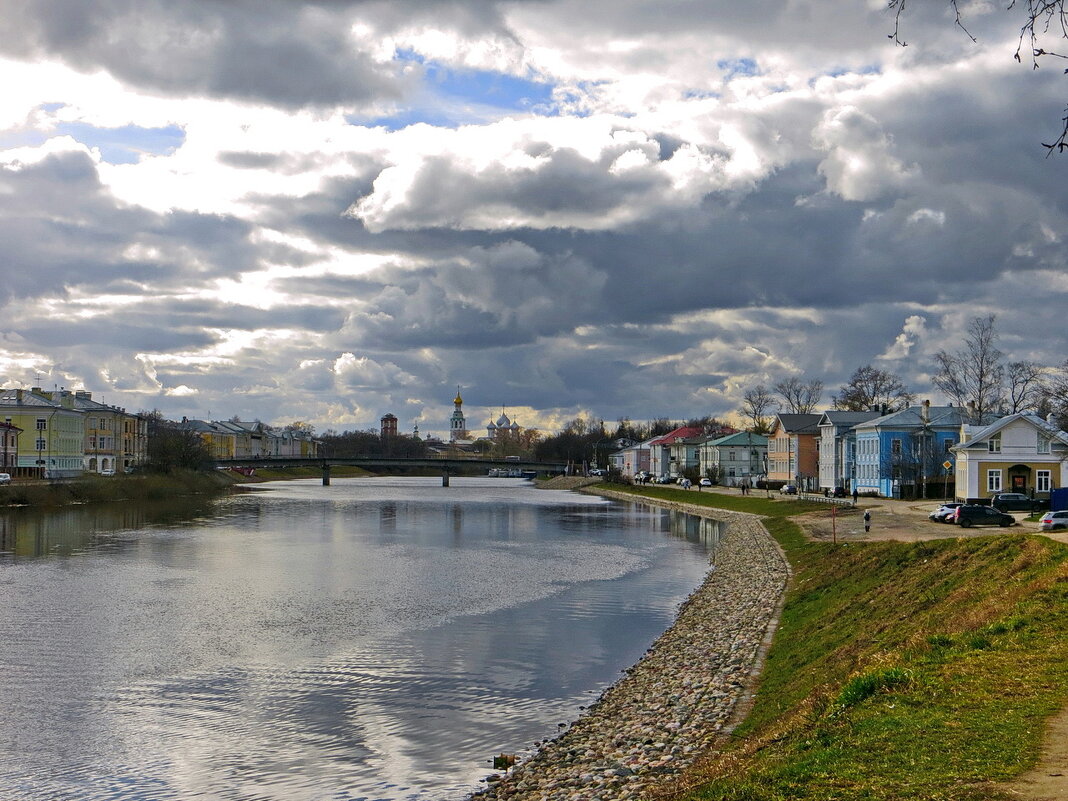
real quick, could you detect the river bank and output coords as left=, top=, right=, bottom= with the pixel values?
left=470, top=490, right=790, bottom=801
left=0, top=469, right=233, bottom=507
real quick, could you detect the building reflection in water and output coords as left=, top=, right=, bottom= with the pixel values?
left=0, top=497, right=220, bottom=559
left=666, top=509, right=723, bottom=550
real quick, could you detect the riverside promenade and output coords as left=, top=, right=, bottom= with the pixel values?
left=469, top=487, right=791, bottom=801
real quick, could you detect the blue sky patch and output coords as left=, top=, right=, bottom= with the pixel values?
left=53, top=122, right=185, bottom=164
left=354, top=50, right=558, bottom=130
left=826, top=64, right=882, bottom=78
left=717, top=58, right=760, bottom=80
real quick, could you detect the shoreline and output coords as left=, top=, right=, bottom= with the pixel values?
left=469, top=489, right=791, bottom=801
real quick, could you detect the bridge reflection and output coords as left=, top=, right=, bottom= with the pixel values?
left=214, top=456, right=570, bottom=487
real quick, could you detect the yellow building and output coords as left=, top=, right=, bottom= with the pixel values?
left=953, top=413, right=1068, bottom=502
left=0, top=388, right=86, bottom=477
left=52, top=390, right=148, bottom=474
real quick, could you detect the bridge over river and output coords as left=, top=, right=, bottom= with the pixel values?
left=214, top=456, right=571, bottom=486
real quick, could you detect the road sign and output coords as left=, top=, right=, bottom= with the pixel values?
left=943, top=460, right=953, bottom=470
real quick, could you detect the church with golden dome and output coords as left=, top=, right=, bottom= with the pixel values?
left=449, top=387, right=468, bottom=442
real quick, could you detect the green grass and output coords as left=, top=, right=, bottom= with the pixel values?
left=595, top=483, right=824, bottom=518
left=672, top=524, right=1068, bottom=801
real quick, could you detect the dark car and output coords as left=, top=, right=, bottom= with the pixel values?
left=990, top=493, right=1036, bottom=512
left=952, top=504, right=1015, bottom=528
left=780, top=484, right=798, bottom=495
left=831, top=486, right=847, bottom=498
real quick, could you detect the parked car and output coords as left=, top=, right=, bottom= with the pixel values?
left=1039, top=510, right=1068, bottom=531
left=990, top=492, right=1036, bottom=512
left=780, top=484, right=798, bottom=495
left=699, top=477, right=712, bottom=487
left=952, top=505, right=1015, bottom=528
left=929, top=502, right=964, bottom=523
left=0, top=473, right=10, bottom=485
left=830, top=486, right=847, bottom=498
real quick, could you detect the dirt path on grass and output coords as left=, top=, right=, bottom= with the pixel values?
left=1003, top=707, right=1068, bottom=800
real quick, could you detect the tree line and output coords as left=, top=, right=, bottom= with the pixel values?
left=739, top=315, right=1068, bottom=433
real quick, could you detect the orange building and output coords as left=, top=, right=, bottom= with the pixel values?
left=766, top=413, right=822, bottom=490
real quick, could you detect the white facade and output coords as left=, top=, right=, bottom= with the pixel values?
left=954, top=413, right=1068, bottom=501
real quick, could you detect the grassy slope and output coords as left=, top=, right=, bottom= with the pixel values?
left=598, top=484, right=1068, bottom=800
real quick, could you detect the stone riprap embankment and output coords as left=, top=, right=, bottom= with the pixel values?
left=469, top=491, right=790, bottom=801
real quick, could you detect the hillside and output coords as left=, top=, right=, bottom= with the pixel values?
left=673, top=518, right=1068, bottom=801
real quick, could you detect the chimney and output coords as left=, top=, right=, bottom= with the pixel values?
left=921, top=399, right=930, bottom=424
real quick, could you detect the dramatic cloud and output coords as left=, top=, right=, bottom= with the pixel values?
left=1, top=0, right=1066, bottom=434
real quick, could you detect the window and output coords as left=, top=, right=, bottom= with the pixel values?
left=35, top=438, right=46, bottom=451
left=36, top=418, right=46, bottom=431
left=988, top=434, right=1001, bottom=453
left=892, top=439, right=902, bottom=456
left=1038, top=470, right=1052, bottom=493
left=1038, top=435, right=1051, bottom=454
left=987, top=469, right=1003, bottom=492
left=943, top=439, right=955, bottom=453
left=729, top=451, right=736, bottom=461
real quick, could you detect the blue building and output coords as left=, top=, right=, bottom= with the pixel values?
left=853, top=402, right=984, bottom=499
left=817, top=410, right=882, bottom=492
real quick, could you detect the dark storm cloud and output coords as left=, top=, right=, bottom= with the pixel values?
left=0, top=149, right=274, bottom=302
left=349, top=143, right=675, bottom=231
left=0, top=0, right=406, bottom=107
left=309, top=241, right=605, bottom=351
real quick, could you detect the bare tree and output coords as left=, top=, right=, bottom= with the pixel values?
left=740, top=385, right=775, bottom=433
left=774, top=377, right=824, bottom=415
left=833, top=365, right=916, bottom=412
left=932, top=314, right=1006, bottom=422
left=1037, top=359, right=1068, bottom=429
left=888, top=0, right=1068, bottom=153
left=1007, top=360, right=1046, bottom=413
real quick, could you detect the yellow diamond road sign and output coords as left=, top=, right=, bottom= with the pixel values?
left=943, top=460, right=953, bottom=470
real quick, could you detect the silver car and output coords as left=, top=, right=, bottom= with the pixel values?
left=1039, top=510, right=1068, bottom=531
left=929, top=502, right=963, bottom=523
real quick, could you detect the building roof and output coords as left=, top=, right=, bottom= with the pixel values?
left=853, top=405, right=985, bottom=432
left=955, top=412, right=1068, bottom=451
left=772, top=413, right=823, bottom=434
left=649, top=426, right=706, bottom=446
left=817, top=411, right=883, bottom=428
left=706, top=431, right=768, bottom=447
left=0, top=388, right=64, bottom=409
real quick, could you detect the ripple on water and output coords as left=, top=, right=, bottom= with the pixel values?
left=0, top=478, right=715, bottom=801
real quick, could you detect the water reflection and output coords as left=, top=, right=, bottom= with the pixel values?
left=667, top=508, right=724, bottom=548
left=0, top=497, right=220, bottom=558
left=0, top=478, right=719, bottom=801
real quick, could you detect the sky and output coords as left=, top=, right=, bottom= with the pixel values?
left=1, top=0, right=1066, bottom=439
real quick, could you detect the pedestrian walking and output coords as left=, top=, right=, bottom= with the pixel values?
left=852, top=488, right=859, bottom=505
left=863, top=510, right=871, bottom=532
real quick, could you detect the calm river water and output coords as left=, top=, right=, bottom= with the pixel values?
left=0, top=477, right=721, bottom=801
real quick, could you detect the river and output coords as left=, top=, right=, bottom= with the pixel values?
left=0, top=477, right=721, bottom=801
